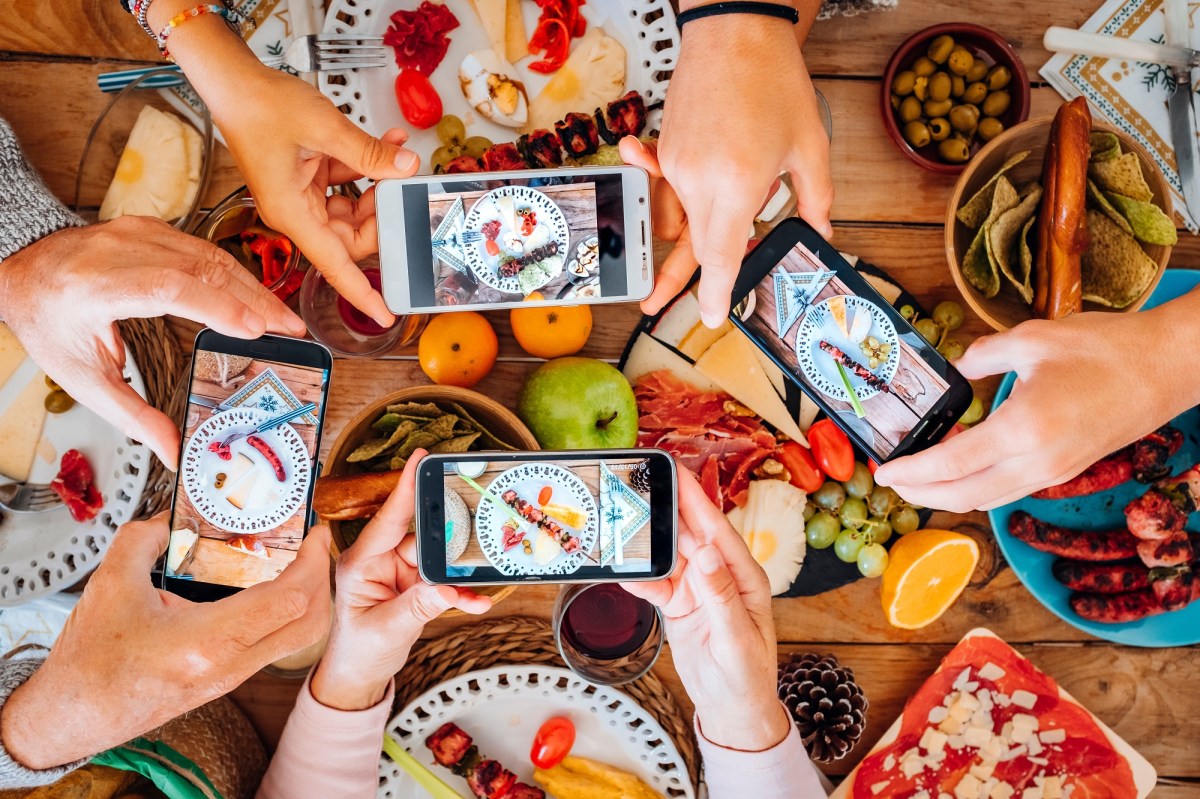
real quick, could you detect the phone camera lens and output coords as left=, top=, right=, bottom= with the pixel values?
left=638, top=196, right=646, bottom=205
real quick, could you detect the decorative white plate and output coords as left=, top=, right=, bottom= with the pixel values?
left=474, top=463, right=597, bottom=576
left=794, top=295, right=900, bottom=402
left=379, top=665, right=695, bottom=799
left=318, top=0, right=679, bottom=170
left=463, top=186, right=570, bottom=294
left=0, top=353, right=151, bottom=607
left=180, top=408, right=310, bottom=534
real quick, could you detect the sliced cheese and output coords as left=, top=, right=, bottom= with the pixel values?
left=226, top=452, right=255, bottom=484
left=503, top=0, right=526, bottom=64
left=829, top=295, right=849, bottom=336
left=533, top=531, right=558, bottom=565
left=0, top=372, right=49, bottom=481
left=468, top=0, right=508, bottom=61
left=226, top=471, right=261, bottom=510
left=99, top=106, right=200, bottom=223
left=0, top=324, right=25, bottom=387
left=695, top=330, right=808, bottom=445
left=166, top=528, right=199, bottom=573
left=622, top=333, right=721, bottom=394
left=798, top=394, right=820, bottom=432
left=651, top=291, right=703, bottom=349
left=745, top=333, right=788, bottom=399
left=678, top=319, right=732, bottom=361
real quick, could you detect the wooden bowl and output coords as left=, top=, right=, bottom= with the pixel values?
left=321, top=385, right=540, bottom=614
left=945, top=117, right=1172, bottom=332
left=881, top=23, right=1031, bottom=175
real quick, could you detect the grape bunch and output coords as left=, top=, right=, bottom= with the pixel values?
left=430, top=115, right=493, bottom=173
left=900, top=300, right=985, bottom=428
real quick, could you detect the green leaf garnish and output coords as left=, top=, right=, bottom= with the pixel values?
left=836, top=362, right=867, bottom=419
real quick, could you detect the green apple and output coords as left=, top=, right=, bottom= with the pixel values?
left=517, top=357, right=638, bottom=449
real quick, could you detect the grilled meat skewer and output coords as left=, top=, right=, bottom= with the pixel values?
left=818, top=340, right=891, bottom=395
left=425, top=722, right=545, bottom=799
left=500, top=488, right=586, bottom=557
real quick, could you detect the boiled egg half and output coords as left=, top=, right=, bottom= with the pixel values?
left=459, top=50, right=529, bottom=128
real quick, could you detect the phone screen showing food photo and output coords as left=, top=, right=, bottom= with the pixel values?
left=733, top=220, right=970, bottom=461
left=165, top=332, right=330, bottom=598
left=417, top=450, right=676, bottom=584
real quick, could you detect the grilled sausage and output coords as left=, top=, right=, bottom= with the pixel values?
left=1052, top=559, right=1151, bottom=593
left=312, top=470, right=402, bottom=520
left=1008, top=511, right=1138, bottom=561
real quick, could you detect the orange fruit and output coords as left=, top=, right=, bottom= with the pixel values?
left=510, top=294, right=593, bottom=359
left=880, top=529, right=979, bottom=630
left=417, top=312, right=498, bottom=388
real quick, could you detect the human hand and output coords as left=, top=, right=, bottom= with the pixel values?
left=656, top=15, right=833, bottom=326
left=0, top=514, right=331, bottom=770
left=310, top=451, right=492, bottom=711
left=622, top=467, right=788, bottom=750
left=874, top=310, right=1191, bottom=512
left=0, top=216, right=306, bottom=469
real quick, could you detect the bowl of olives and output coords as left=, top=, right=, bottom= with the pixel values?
left=881, top=23, right=1030, bottom=174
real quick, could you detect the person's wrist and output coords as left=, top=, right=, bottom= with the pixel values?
left=678, top=0, right=798, bottom=12
left=696, top=698, right=791, bottom=751
left=309, top=657, right=390, bottom=712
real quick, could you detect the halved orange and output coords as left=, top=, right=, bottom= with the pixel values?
left=880, top=530, right=979, bottom=630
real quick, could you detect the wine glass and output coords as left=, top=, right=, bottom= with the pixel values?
left=552, top=583, right=664, bottom=686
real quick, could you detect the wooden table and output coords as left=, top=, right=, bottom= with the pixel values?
left=3, top=1, right=1199, bottom=793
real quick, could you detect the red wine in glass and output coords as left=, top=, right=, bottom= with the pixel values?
left=561, top=584, right=656, bottom=660
left=336, top=268, right=393, bottom=336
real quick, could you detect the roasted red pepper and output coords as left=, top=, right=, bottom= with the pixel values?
left=241, top=231, right=293, bottom=286
left=528, top=0, right=585, bottom=73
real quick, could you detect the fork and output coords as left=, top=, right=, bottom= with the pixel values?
left=0, top=482, right=61, bottom=514
left=216, top=402, right=317, bottom=451
left=432, top=231, right=483, bottom=248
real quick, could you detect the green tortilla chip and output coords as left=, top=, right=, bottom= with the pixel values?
left=1016, top=180, right=1042, bottom=199
left=1081, top=209, right=1160, bottom=308
left=1089, top=131, right=1121, bottom=162
left=346, top=419, right=419, bottom=462
left=444, top=401, right=519, bottom=451
left=988, top=185, right=1042, bottom=304
left=1105, top=193, right=1178, bottom=245
left=1088, top=153, right=1153, bottom=202
left=956, top=151, right=1031, bottom=229
left=1018, top=213, right=1037, bottom=304
left=1086, top=179, right=1133, bottom=235
left=388, top=430, right=447, bottom=469
left=386, top=402, right=444, bottom=418
left=964, top=176, right=1019, bottom=298
left=422, top=413, right=460, bottom=440
left=371, top=412, right=404, bottom=436
left=430, top=432, right=482, bottom=453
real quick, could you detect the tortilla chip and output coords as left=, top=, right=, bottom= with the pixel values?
left=346, top=419, right=419, bottom=462
left=386, top=402, right=444, bottom=418
left=1081, top=209, right=1160, bottom=308
left=1089, top=131, right=1121, bottom=162
left=956, top=150, right=1031, bottom=228
left=988, top=185, right=1042, bottom=304
left=444, top=401, right=519, bottom=450
left=371, top=412, right=404, bottom=435
left=422, top=413, right=460, bottom=440
left=1088, top=153, right=1153, bottom=202
left=388, top=430, right=447, bottom=469
left=1018, top=213, right=1037, bottom=304
left=431, top=432, right=482, bottom=453
left=964, top=176, right=1019, bottom=298
left=1105, top=193, right=1178, bottom=245
left=1086, top=179, right=1133, bottom=235
left=1016, top=180, right=1042, bottom=199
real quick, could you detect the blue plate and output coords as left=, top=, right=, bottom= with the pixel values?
left=988, top=270, right=1200, bottom=647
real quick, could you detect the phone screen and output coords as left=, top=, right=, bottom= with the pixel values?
left=418, top=451, right=675, bottom=584
left=390, top=173, right=630, bottom=309
left=166, top=334, right=329, bottom=594
left=736, top=235, right=956, bottom=460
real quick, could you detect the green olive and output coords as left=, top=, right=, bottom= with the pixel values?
left=949, top=103, right=980, bottom=133
left=927, top=34, right=955, bottom=64
left=977, top=116, right=1005, bottom=142
left=928, top=72, right=952, bottom=102
left=44, top=389, right=75, bottom=414
left=982, top=90, right=1011, bottom=118
left=950, top=75, right=966, bottom=98
left=897, top=95, right=923, bottom=123
left=986, top=64, right=1012, bottom=90
left=928, top=117, right=951, bottom=141
left=923, top=98, right=953, bottom=118
left=938, top=137, right=971, bottom=163
left=947, top=46, right=974, bottom=76
left=892, top=70, right=917, bottom=96
left=903, top=120, right=932, bottom=148
left=913, top=75, right=929, bottom=101
left=891, top=93, right=902, bottom=111
left=962, top=81, right=988, bottom=105
left=44, top=375, right=60, bottom=390
left=462, top=136, right=493, bottom=158
left=966, top=58, right=989, bottom=83
left=912, top=56, right=937, bottom=77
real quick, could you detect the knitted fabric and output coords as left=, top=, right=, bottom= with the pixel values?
left=0, top=118, right=82, bottom=262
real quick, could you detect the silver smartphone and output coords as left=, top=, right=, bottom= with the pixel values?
left=376, top=165, right=653, bottom=314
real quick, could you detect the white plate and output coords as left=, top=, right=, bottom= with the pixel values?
left=318, top=0, right=678, bottom=170
left=180, top=408, right=311, bottom=534
left=794, top=295, right=900, bottom=402
left=0, top=353, right=151, bottom=606
left=378, top=665, right=695, bottom=799
left=474, top=463, right=597, bottom=577
left=463, top=186, right=570, bottom=293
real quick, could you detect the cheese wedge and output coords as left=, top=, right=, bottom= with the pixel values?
left=650, top=291, right=703, bottom=349
left=469, top=0, right=508, bottom=61
left=829, top=295, right=849, bottom=337
left=99, top=106, right=201, bottom=223
left=166, top=528, right=199, bottom=573
left=226, top=470, right=261, bottom=510
left=0, top=324, right=25, bottom=387
left=523, top=29, right=626, bottom=133
left=863, top=273, right=903, bottom=305
left=504, top=0, right=526, bottom=64
left=541, top=502, right=587, bottom=530
left=622, top=333, right=721, bottom=394
left=745, top=333, right=787, bottom=399
left=225, top=452, right=255, bottom=485
left=678, top=319, right=732, bottom=361
left=533, top=531, right=559, bottom=565
left=695, top=330, right=808, bottom=446
left=0, top=373, right=49, bottom=481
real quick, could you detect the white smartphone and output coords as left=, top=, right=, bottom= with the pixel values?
left=376, top=165, right=653, bottom=314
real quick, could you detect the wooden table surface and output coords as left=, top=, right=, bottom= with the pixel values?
left=3, top=0, right=1199, bottom=794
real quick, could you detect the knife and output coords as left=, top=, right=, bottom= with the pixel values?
left=1164, top=0, right=1200, bottom=220
left=1044, top=26, right=1200, bottom=69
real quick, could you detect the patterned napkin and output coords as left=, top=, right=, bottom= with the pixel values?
left=221, top=367, right=319, bottom=425
left=1040, top=0, right=1200, bottom=231
left=599, top=462, right=651, bottom=567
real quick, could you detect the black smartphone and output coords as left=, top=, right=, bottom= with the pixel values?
left=163, top=329, right=332, bottom=601
left=415, top=449, right=677, bottom=585
left=730, top=218, right=973, bottom=463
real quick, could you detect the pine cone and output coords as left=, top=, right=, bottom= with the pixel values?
left=778, top=653, right=868, bottom=762
left=629, top=460, right=652, bottom=493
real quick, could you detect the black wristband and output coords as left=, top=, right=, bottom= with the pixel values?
left=676, top=1, right=800, bottom=29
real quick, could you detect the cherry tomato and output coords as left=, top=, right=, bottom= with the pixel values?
left=394, top=68, right=442, bottom=129
left=867, top=459, right=879, bottom=476
left=775, top=441, right=824, bottom=493
left=538, top=485, right=553, bottom=506
left=808, top=419, right=855, bottom=482
left=531, top=717, right=575, bottom=769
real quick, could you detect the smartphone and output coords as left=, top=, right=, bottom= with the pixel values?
left=376, top=165, right=653, bottom=314
left=730, top=218, right=973, bottom=463
left=415, top=449, right=677, bottom=585
left=162, top=330, right=332, bottom=601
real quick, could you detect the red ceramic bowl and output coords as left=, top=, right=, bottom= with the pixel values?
left=880, top=23, right=1031, bottom=175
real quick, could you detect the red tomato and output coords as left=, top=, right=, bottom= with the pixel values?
left=530, top=717, right=575, bottom=769
left=775, top=441, right=824, bottom=493
left=538, top=485, right=553, bottom=506
left=867, top=459, right=879, bottom=476
left=394, top=68, right=442, bottom=129
left=808, top=419, right=855, bottom=482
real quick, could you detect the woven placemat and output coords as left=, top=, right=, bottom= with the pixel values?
left=396, top=615, right=700, bottom=791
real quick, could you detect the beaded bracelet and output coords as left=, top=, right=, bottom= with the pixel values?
left=156, top=3, right=249, bottom=60
left=131, top=0, right=156, bottom=39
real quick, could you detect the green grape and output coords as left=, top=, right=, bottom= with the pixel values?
left=890, top=506, right=921, bottom=535
left=839, top=496, right=868, bottom=528
left=960, top=396, right=985, bottom=425
left=436, top=114, right=466, bottom=146
left=899, top=304, right=916, bottom=320
left=430, top=145, right=459, bottom=172
left=866, top=517, right=893, bottom=545
left=868, top=485, right=900, bottom=516
left=806, top=512, right=841, bottom=549
left=939, top=338, right=965, bottom=361
left=463, top=136, right=493, bottom=158
left=857, top=543, right=890, bottom=578
left=804, top=503, right=817, bottom=522
left=932, top=300, right=965, bottom=331
left=834, top=529, right=866, bottom=563
left=813, top=481, right=846, bottom=512
left=914, top=318, right=940, bottom=344
left=843, top=462, right=874, bottom=499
